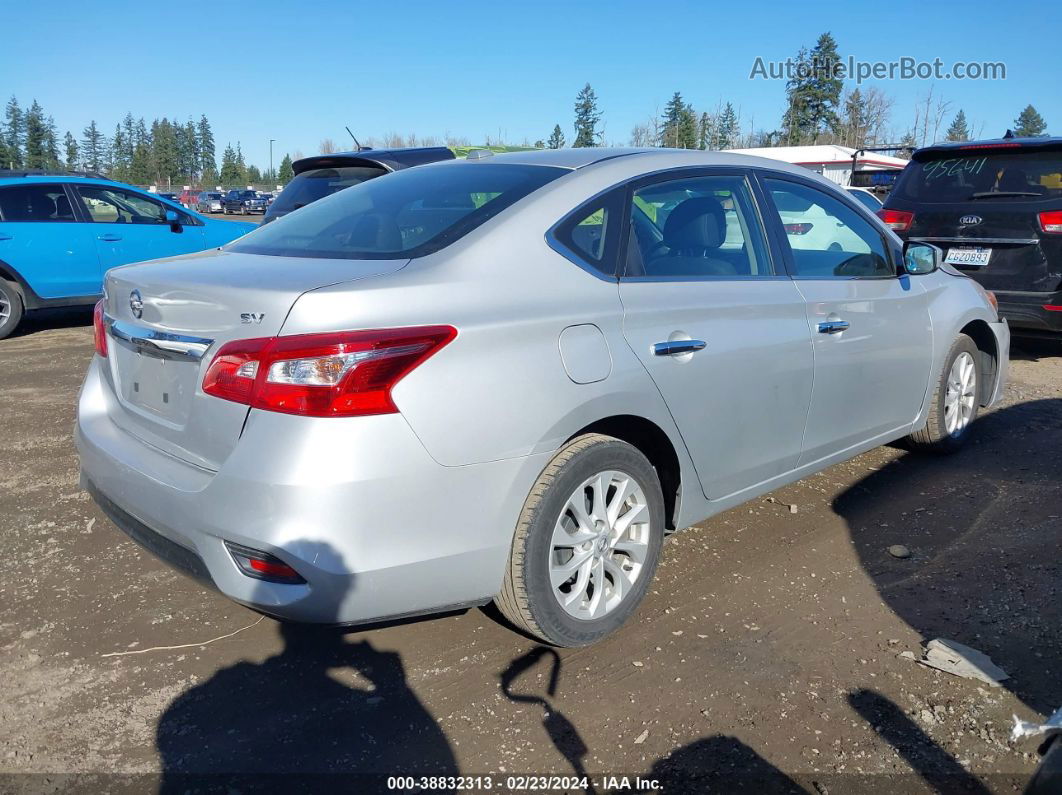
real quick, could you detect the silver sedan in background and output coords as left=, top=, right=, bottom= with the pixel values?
left=76, top=149, right=1008, bottom=646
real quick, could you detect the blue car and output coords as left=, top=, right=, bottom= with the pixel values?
left=0, top=173, right=257, bottom=338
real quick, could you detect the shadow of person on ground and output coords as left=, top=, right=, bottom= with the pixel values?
left=645, top=735, right=804, bottom=793
left=833, top=399, right=1062, bottom=716
left=500, top=647, right=596, bottom=794
left=848, top=688, right=997, bottom=794
left=155, top=541, right=457, bottom=792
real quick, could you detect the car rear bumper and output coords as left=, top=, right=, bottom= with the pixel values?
left=994, top=289, right=1062, bottom=334
left=75, top=356, right=549, bottom=625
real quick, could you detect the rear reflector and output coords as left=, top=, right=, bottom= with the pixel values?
left=203, top=326, right=457, bottom=417
left=1044, top=305, right=1062, bottom=312
left=876, top=208, right=914, bottom=232
left=783, top=222, right=813, bottom=235
left=93, top=300, right=108, bottom=358
left=225, top=542, right=306, bottom=584
left=1038, top=211, right=1062, bottom=234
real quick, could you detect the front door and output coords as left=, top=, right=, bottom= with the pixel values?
left=759, top=175, right=934, bottom=465
left=72, top=185, right=207, bottom=271
left=617, top=171, right=814, bottom=500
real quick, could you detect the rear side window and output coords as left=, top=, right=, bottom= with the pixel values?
left=0, top=184, right=76, bottom=222
left=764, top=178, right=892, bottom=279
left=231, top=163, right=567, bottom=260
left=899, top=150, right=1062, bottom=203
left=270, top=165, right=388, bottom=215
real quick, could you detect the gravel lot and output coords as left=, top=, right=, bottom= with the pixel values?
left=1, top=312, right=1059, bottom=792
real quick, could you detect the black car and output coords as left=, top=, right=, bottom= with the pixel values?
left=222, top=189, right=267, bottom=215
left=262, top=146, right=455, bottom=224
left=881, top=136, right=1062, bottom=336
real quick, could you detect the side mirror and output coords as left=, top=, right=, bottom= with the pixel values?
left=164, top=209, right=182, bottom=233
left=903, top=241, right=940, bottom=275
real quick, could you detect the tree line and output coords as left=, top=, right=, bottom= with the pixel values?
left=0, top=96, right=286, bottom=188
left=548, top=32, right=1049, bottom=154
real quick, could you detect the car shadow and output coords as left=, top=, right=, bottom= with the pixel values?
left=832, top=399, right=1062, bottom=715
left=155, top=541, right=457, bottom=792
left=1009, top=337, right=1062, bottom=362
left=8, top=305, right=93, bottom=338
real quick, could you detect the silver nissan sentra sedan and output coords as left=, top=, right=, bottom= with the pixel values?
left=76, top=148, right=1009, bottom=647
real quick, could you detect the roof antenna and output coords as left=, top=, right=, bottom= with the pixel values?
left=345, top=126, right=370, bottom=151
left=1003, top=128, right=1015, bottom=139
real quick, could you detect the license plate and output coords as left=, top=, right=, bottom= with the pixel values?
left=113, top=344, right=195, bottom=423
left=944, top=247, right=992, bottom=267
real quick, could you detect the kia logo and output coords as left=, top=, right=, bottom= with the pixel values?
left=129, top=289, right=143, bottom=319
left=959, top=214, right=983, bottom=226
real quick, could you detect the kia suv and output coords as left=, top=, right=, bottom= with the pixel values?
left=880, top=136, right=1062, bottom=336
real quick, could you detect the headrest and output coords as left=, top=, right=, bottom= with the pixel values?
left=663, top=197, right=725, bottom=251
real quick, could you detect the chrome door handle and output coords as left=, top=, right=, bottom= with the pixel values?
left=97, top=234, right=122, bottom=242
left=653, top=339, right=707, bottom=356
left=817, top=320, right=850, bottom=334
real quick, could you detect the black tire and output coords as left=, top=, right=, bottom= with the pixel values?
left=0, top=279, right=24, bottom=340
left=907, top=333, right=981, bottom=453
left=495, top=433, right=665, bottom=647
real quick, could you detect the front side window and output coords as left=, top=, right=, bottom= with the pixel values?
left=625, top=174, right=772, bottom=278
left=230, top=163, right=567, bottom=260
left=0, top=184, right=76, bottom=222
left=76, top=186, right=184, bottom=225
left=764, top=178, right=893, bottom=279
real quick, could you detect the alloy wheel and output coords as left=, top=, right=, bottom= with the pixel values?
left=549, top=470, right=651, bottom=620
left=944, top=351, right=977, bottom=435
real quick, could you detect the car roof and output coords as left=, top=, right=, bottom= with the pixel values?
left=292, top=146, right=456, bottom=175
left=0, top=173, right=128, bottom=189
left=913, top=135, right=1062, bottom=160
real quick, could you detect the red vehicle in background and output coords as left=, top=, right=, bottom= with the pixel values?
left=177, top=188, right=200, bottom=209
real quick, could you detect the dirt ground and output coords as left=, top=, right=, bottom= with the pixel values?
left=1, top=310, right=1059, bottom=793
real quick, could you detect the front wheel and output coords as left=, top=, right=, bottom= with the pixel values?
left=0, top=280, right=24, bottom=340
left=907, top=333, right=981, bottom=452
left=495, top=434, right=665, bottom=647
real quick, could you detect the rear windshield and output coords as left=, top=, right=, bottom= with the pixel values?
left=269, top=165, right=389, bottom=214
left=230, top=163, right=567, bottom=260
left=899, top=149, right=1062, bottom=203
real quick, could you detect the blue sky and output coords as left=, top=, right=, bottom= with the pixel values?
left=3, top=0, right=1059, bottom=170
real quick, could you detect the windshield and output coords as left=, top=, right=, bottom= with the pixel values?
left=270, top=165, right=389, bottom=214
left=230, top=163, right=567, bottom=260
left=900, top=150, right=1062, bottom=203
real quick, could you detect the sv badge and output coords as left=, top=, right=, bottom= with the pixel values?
left=240, top=313, right=265, bottom=324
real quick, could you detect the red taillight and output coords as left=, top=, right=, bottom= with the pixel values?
left=1038, top=211, right=1062, bottom=234
left=93, top=300, right=108, bottom=358
left=876, top=208, right=914, bottom=232
left=1044, top=305, right=1062, bottom=312
left=202, top=326, right=457, bottom=417
left=783, top=222, right=813, bottom=235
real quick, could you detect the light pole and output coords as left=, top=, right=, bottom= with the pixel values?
left=269, top=139, right=275, bottom=184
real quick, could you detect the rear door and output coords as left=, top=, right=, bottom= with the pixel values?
left=0, top=182, right=101, bottom=298
left=759, top=173, right=933, bottom=464
left=72, top=184, right=209, bottom=269
left=616, top=169, right=814, bottom=499
left=889, top=147, right=1062, bottom=293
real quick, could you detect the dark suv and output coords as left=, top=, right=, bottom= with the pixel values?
left=262, top=147, right=455, bottom=224
left=880, top=136, right=1062, bottom=336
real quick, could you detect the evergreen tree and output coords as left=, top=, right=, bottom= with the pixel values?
left=184, top=119, right=199, bottom=182
left=219, top=143, right=241, bottom=185
left=23, top=100, right=48, bottom=169
left=660, top=92, right=686, bottom=147
left=235, top=142, right=247, bottom=184
left=277, top=153, right=294, bottom=184
left=547, top=123, right=565, bottom=149
left=129, top=118, right=153, bottom=185
left=43, top=115, right=61, bottom=170
left=1014, top=105, right=1047, bottom=137
left=698, top=112, right=715, bottom=150
left=573, top=83, right=601, bottom=148
left=151, top=118, right=179, bottom=185
left=197, top=115, right=216, bottom=177
left=0, top=137, right=8, bottom=169
left=715, top=102, right=739, bottom=150
left=80, top=120, right=106, bottom=172
left=64, top=131, right=79, bottom=170
left=110, top=123, right=128, bottom=181
left=246, top=164, right=262, bottom=184
left=677, top=104, right=698, bottom=149
left=4, top=96, right=23, bottom=168
left=781, top=33, right=843, bottom=144
left=945, top=109, right=970, bottom=142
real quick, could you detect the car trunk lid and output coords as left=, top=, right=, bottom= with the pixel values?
left=100, top=248, right=408, bottom=470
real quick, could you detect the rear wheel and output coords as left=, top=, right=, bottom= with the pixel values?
left=496, top=434, right=665, bottom=647
left=908, top=333, right=981, bottom=452
left=0, top=279, right=24, bottom=340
